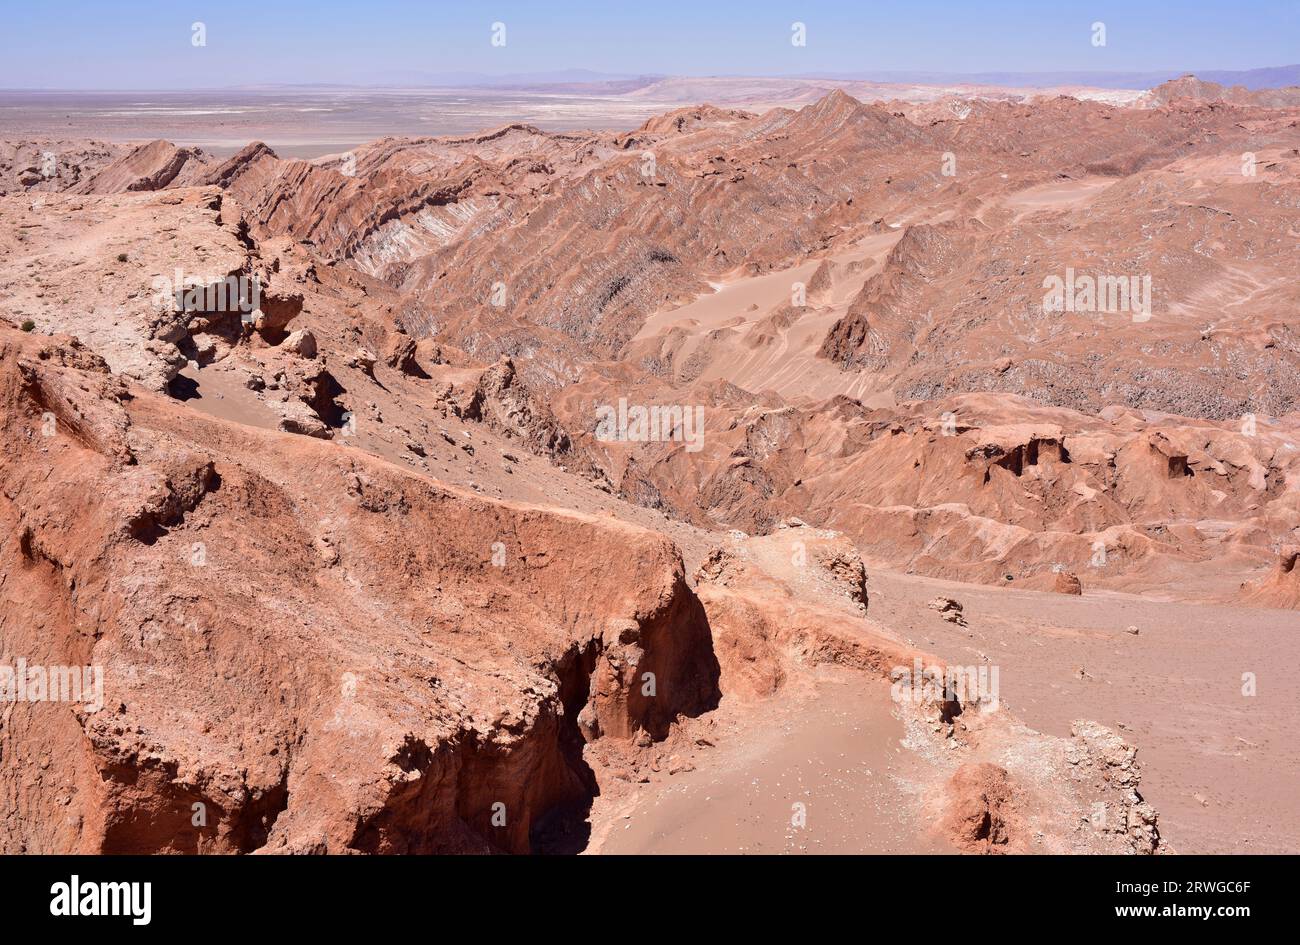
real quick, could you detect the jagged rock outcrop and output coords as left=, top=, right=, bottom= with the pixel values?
left=0, top=140, right=128, bottom=194
left=0, top=326, right=720, bottom=853
left=464, top=357, right=573, bottom=459
left=1053, top=570, right=1083, bottom=595
left=1140, top=74, right=1300, bottom=108
left=1065, top=721, right=1162, bottom=854
left=71, top=140, right=211, bottom=195
left=1242, top=547, right=1300, bottom=609
left=942, top=763, right=1016, bottom=852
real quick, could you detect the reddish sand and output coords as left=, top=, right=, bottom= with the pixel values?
left=866, top=569, right=1300, bottom=854
left=592, top=670, right=954, bottom=854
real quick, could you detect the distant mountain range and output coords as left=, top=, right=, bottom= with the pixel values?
left=348, top=68, right=657, bottom=88
left=792, top=65, right=1300, bottom=90
left=15, top=64, right=1299, bottom=95
left=339, top=65, right=1300, bottom=92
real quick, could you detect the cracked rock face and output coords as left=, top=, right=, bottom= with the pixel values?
left=1, top=328, right=721, bottom=853
left=1065, top=721, right=1162, bottom=855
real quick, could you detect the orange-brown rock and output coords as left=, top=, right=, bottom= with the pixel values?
left=0, top=325, right=720, bottom=853
left=1053, top=570, right=1083, bottom=595
left=71, top=139, right=211, bottom=195
left=942, top=763, right=1017, bottom=852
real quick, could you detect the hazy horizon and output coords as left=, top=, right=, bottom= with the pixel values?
left=3, top=64, right=1299, bottom=93
left=3, top=0, right=1298, bottom=90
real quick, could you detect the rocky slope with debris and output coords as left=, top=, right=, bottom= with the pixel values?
left=3, top=81, right=1297, bottom=854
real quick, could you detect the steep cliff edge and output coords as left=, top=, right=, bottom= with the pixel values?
left=0, top=326, right=719, bottom=853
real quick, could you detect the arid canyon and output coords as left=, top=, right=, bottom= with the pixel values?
left=2, top=15, right=1299, bottom=865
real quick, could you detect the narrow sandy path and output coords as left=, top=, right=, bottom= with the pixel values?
left=592, top=670, right=953, bottom=855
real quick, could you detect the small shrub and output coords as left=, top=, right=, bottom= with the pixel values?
left=20, top=319, right=36, bottom=332
left=116, top=252, right=129, bottom=263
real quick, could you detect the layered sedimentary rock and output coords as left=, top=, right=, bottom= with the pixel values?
left=71, top=140, right=212, bottom=195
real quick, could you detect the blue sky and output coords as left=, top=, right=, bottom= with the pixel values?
left=1, top=0, right=1296, bottom=89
